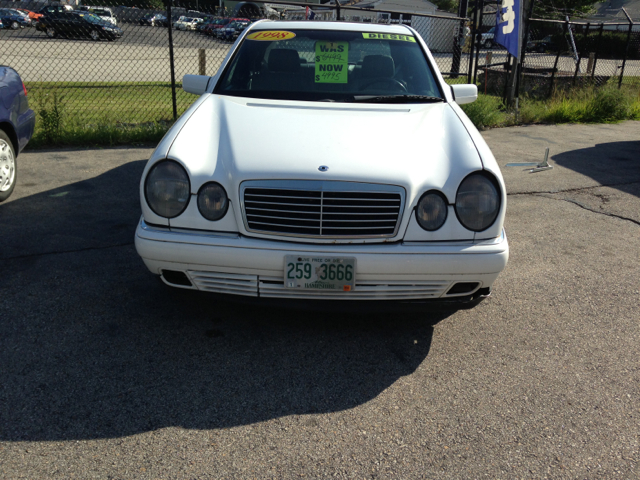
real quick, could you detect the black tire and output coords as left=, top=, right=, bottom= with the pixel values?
left=0, top=130, right=17, bottom=203
left=483, top=39, right=493, bottom=49
left=46, top=26, right=56, bottom=38
left=11, top=21, right=19, bottom=30
left=90, top=29, right=100, bottom=41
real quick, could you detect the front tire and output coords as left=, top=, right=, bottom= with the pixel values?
left=483, top=39, right=493, bottom=49
left=46, top=26, right=56, bottom=38
left=11, top=21, right=19, bottom=30
left=90, top=29, right=100, bottom=41
left=0, top=130, right=17, bottom=203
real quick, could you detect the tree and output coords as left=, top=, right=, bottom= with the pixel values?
left=531, top=0, right=599, bottom=19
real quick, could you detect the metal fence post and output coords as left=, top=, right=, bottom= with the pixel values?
left=167, top=0, right=178, bottom=121
left=467, top=0, right=480, bottom=84
left=514, top=0, right=537, bottom=105
left=618, top=8, right=634, bottom=88
left=451, top=19, right=465, bottom=79
left=572, top=22, right=589, bottom=86
left=503, top=53, right=512, bottom=102
left=548, top=21, right=567, bottom=97
left=452, top=0, right=469, bottom=78
left=592, top=23, right=604, bottom=80
left=199, top=49, right=206, bottom=76
left=472, top=0, right=485, bottom=85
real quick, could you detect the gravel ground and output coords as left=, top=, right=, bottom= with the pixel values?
left=0, top=122, right=639, bottom=478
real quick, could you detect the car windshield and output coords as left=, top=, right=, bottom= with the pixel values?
left=215, top=29, right=443, bottom=103
left=80, top=13, right=105, bottom=24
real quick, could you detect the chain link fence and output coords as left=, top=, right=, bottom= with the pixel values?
left=474, top=16, right=640, bottom=99
left=0, top=0, right=474, bottom=139
left=2, top=0, right=637, bottom=143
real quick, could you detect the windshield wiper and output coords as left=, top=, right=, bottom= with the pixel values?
left=351, top=95, right=445, bottom=104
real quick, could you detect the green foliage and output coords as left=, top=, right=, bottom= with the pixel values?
left=432, top=0, right=459, bottom=13
left=23, top=81, right=640, bottom=147
left=533, top=0, right=598, bottom=19
left=548, top=31, right=640, bottom=60
left=32, top=89, right=66, bottom=144
left=459, top=84, right=640, bottom=130
left=460, top=94, right=505, bottom=129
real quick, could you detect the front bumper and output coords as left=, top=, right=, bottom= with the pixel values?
left=135, top=219, right=509, bottom=302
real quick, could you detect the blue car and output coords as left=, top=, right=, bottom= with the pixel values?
left=0, top=66, right=35, bottom=202
left=0, top=9, right=31, bottom=29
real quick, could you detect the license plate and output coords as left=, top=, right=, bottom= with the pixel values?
left=284, top=256, right=356, bottom=291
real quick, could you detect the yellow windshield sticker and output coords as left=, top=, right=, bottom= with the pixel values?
left=315, top=41, right=348, bottom=84
left=362, top=33, right=416, bottom=42
left=246, top=31, right=296, bottom=41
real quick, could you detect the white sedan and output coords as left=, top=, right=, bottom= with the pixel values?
left=135, top=21, right=509, bottom=307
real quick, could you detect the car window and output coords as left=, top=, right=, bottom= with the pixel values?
left=215, top=29, right=443, bottom=102
left=91, top=9, right=111, bottom=16
left=80, top=13, right=104, bottom=24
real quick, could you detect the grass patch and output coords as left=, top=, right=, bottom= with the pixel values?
left=461, top=84, right=640, bottom=129
left=25, top=81, right=197, bottom=147
left=23, top=80, right=640, bottom=147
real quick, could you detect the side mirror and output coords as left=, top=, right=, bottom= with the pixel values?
left=451, top=84, right=478, bottom=105
left=182, top=74, right=210, bottom=95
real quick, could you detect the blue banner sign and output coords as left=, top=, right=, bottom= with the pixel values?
left=495, top=0, right=520, bottom=58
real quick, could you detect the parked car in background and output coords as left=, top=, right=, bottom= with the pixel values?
left=38, top=11, right=123, bottom=41
left=39, top=4, right=73, bottom=14
left=205, top=17, right=231, bottom=36
left=480, top=26, right=495, bottom=48
left=174, top=16, right=202, bottom=31
left=135, top=21, right=509, bottom=306
left=0, top=66, right=35, bottom=203
left=0, top=9, right=31, bottom=29
left=78, top=6, right=117, bottom=25
left=526, top=35, right=559, bottom=53
left=197, top=16, right=216, bottom=33
left=17, top=8, right=43, bottom=22
left=139, top=13, right=166, bottom=26
left=220, top=20, right=250, bottom=41
left=6, top=9, right=33, bottom=27
left=215, top=18, right=250, bottom=38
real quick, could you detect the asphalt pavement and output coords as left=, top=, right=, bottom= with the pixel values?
left=0, top=121, right=639, bottom=478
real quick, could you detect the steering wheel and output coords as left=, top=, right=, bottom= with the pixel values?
left=359, top=78, right=408, bottom=92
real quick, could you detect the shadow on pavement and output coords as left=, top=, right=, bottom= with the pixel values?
left=0, top=163, right=454, bottom=441
left=0, top=160, right=146, bottom=258
left=552, top=140, right=640, bottom=196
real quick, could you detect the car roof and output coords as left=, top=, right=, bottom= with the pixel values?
left=249, top=20, right=414, bottom=35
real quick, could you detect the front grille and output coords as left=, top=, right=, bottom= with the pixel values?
left=242, top=181, right=404, bottom=238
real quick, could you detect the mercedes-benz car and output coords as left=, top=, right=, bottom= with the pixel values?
left=135, top=21, right=509, bottom=307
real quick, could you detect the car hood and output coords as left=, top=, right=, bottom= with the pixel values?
left=167, top=94, right=484, bottom=205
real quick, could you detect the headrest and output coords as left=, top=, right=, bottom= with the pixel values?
left=361, top=55, right=395, bottom=78
left=268, top=49, right=300, bottom=73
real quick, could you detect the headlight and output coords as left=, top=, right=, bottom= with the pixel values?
left=415, top=191, right=448, bottom=231
left=144, top=160, right=190, bottom=218
left=197, top=182, right=229, bottom=221
left=455, top=172, right=500, bottom=232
